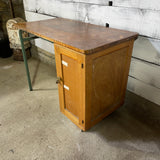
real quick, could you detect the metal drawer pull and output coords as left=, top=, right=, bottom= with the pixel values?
left=62, top=60, right=68, bottom=67
left=64, top=85, right=69, bottom=90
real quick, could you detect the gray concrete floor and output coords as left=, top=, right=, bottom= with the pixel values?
left=0, top=57, right=160, bottom=160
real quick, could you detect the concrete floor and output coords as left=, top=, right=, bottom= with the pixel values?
left=0, top=57, right=160, bottom=160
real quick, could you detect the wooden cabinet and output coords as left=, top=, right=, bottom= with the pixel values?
left=55, top=39, right=135, bottom=131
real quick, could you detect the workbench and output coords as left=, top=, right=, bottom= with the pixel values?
left=16, top=18, right=138, bottom=131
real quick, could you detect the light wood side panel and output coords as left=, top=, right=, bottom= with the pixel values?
left=84, top=40, right=134, bottom=130
left=91, top=47, right=129, bottom=120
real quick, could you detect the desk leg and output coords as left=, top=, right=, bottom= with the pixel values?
left=19, top=29, right=32, bottom=91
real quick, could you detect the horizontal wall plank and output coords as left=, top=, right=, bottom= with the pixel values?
left=36, top=0, right=86, bottom=21
left=87, top=5, right=160, bottom=39
left=32, top=39, right=55, bottom=54
left=59, top=0, right=109, bottom=5
left=114, top=0, right=160, bottom=11
left=23, top=0, right=37, bottom=12
left=129, top=58, right=160, bottom=89
left=25, top=11, right=55, bottom=21
left=25, top=0, right=160, bottom=10
left=24, top=0, right=160, bottom=39
left=133, top=36, right=160, bottom=65
left=127, top=77, right=160, bottom=106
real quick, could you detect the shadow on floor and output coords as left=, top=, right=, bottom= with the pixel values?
left=89, top=91, right=160, bottom=148
left=31, top=59, right=41, bottom=87
left=31, top=60, right=57, bottom=91
left=28, top=58, right=57, bottom=91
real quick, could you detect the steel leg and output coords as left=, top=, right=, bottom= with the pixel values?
left=19, top=29, right=32, bottom=91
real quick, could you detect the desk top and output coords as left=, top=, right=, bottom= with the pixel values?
left=15, top=18, right=138, bottom=54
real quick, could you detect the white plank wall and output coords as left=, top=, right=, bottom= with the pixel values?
left=127, top=77, right=160, bottom=105
left=132, top=37, right=160, bottom=65
left=25, top=11, right=55, bottom=54
left=23, top=1, right=160, bottom=105
left=24, top=0, right=160, bottom=10
left=114, top=0, right=160, bottom=10
left=24, top=0, right=160, bottom=39
left=129, top=58, right=160, bottom=89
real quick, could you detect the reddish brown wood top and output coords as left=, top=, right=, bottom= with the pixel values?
left=15, top=18, right=138, bottom=54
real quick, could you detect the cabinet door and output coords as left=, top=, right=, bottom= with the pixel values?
left=54, top=44, right=85, bottom=127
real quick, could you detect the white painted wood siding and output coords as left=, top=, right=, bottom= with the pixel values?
left=24, top=0, right=160, bottom=10
left=24, top=0, right=160, bottom=39
left=128, top=77, right=160, bottom=105
left=129, top=58, right=160, bottom=90
left=25, top=11, right=55, bottom=54
left=133, top=37, right=160, bottom=66
left=113, top=0, right=160, bottom=10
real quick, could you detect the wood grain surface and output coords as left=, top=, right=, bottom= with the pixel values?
left=15, top=18, right=138, bottom=54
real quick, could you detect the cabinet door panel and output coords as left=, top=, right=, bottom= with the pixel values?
left=54, top=44, right=85, bottom=129
left=61, top=54, right=80, bottom=118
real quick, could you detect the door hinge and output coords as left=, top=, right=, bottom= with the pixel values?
left=81, top=63, right=84, bottom=68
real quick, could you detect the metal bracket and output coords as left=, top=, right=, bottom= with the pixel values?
left=23, top=35, right=38, bottom=42
left=81, top=63, right=84, bottom=68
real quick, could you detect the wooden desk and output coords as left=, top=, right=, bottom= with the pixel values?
left=15, top=18, right=138, bottom=131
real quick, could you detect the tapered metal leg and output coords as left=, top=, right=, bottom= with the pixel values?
left=19, top=29, right=32, bottom=91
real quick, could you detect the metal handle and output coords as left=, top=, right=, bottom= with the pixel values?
left=56, top=77, right=61, bottom=84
